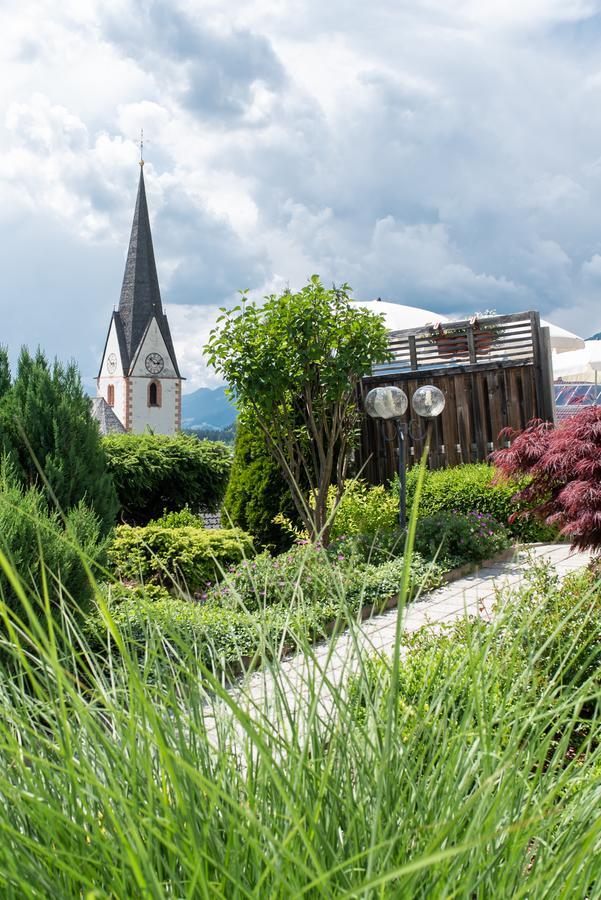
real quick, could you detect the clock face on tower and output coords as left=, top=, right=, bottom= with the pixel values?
left=107, top=352, right=117, bottom=374
left=145, top=352, right=165, bottom=375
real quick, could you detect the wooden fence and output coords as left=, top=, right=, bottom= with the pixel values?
left=357, top=310, right=555, bottom=483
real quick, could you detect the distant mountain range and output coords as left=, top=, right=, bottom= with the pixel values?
left=181, top=386, right=237, bottom=429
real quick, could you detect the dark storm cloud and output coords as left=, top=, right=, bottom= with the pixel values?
left=103, top=0, right=285, bottom=119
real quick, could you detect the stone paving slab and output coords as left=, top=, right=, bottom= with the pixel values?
left=226, top=543, right=592, bottom=724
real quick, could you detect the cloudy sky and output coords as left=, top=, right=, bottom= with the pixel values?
left=3, top=0, right=601, bottom=391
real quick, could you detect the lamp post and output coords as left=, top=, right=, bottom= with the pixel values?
left=364, top=384, right=446, bottom=529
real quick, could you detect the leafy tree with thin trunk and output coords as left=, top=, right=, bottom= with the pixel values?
left=491, top=407, right=601, bottom=551
left=205, top=277, right=391, bottom=545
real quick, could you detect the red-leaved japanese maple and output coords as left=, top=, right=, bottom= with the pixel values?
left=491, top=406, right=601, bottom=552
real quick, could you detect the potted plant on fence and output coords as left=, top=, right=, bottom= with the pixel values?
left=428, top=311, right=500, bottom=360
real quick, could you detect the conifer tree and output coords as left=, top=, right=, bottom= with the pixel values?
left=0, top=347, right=118, bottom=533
left=0, top=346, right=11, bottom=400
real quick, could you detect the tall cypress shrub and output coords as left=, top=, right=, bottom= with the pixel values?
left=223, top=414, right=299, bottom=551
left=0, top=348, right=118, bottom=533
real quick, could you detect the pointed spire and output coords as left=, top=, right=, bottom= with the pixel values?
left=118, top=166, right=163, bottom=361
left=111, top=165, right=181, bottom=379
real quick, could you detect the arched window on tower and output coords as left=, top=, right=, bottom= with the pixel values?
left=107, top=384, right=115, bottom=407
left=148, top=381, right=161, bottom=408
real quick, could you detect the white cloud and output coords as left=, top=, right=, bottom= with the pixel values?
left=3, top=0, right=601, bottom=387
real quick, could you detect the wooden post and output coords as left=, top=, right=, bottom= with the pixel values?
left=408, top=334, right=418, bottom=371
left=538, top=325, right=556, bottom=423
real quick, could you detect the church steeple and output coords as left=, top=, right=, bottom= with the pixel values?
left=118, top=165, right=164, bottom=363
left=95, top=161, right=183, bottom=436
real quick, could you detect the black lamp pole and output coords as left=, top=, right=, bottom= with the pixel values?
left=396, top=420, right=407, bottom=530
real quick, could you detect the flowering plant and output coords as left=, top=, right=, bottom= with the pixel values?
left=413, top=510, right=511, bottom=567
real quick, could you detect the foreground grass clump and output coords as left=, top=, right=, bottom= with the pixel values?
left=0, top=543, right=600, bottom=895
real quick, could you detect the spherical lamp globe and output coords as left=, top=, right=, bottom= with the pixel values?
left=364, top=386, right=408, bottom=420
left=411, top=385, right=445, bottom=418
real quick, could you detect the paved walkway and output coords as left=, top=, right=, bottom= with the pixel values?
left=226, top=543, right=591, bottom=726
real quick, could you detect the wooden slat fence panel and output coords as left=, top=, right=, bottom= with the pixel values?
left=358, top=309, right=554, bottom=483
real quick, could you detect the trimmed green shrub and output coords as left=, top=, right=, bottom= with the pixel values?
left=108, top=525, right=254, bottom=593
left=0, top=464, right=105, bottom=623
left=223, top=414, right=299, bottom=551
left=88, top=593, right=258, bottom=668
left=413, top=510, right=511, bottom=567
left=103, top=433, right=231, bottom=525
left=0, top=347, right=118, bottom=533
left=403, top=463, right=558, bottom=542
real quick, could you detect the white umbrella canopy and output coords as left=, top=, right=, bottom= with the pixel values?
left=540, top=319, right=585, bottom=353
left=350, top=299, right=448, bottom=331
left=552, top=341, right=601, bottom=381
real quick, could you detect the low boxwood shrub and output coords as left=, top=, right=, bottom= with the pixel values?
left=103, top=433, right=231, bottom=525
left=91, top=544, right=445, bottom=672
left=108, top=525, right=254, bottom=593
left=403, top=463, right=558, bottom=542
left=413, top=510, right=511, bottom=568
left=88, top=594, right=258, bottom=669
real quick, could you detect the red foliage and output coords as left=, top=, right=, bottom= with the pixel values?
left=491, top=407, right=601, bottom=551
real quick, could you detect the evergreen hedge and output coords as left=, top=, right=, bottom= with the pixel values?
left=103, top=433, right=231, bottom=525
left=403, top=463, right=558, bottom=542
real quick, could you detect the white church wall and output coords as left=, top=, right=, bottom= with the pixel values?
left=129, top=318, right=177, bottom=378
left=97, top=321, right=126, bottom=428
left=129, top=377, right=178, bottom=435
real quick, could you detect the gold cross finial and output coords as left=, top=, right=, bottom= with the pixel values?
left=139, top=128, right=144, bottom=167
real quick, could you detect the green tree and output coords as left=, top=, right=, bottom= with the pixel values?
left=0, top=348, right=118, bottom=533
left=206, top=277, right=391, bottom=544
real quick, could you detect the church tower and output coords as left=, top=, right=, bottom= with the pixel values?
left=97, top=162, right=182, bottom=435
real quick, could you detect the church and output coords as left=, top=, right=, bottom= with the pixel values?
left=94, top=159, right=182, bottom=435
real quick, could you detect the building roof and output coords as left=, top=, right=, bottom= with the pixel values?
left=107, top=166, right=180, bottom=378
left=91, top=397, right=126, bottom=435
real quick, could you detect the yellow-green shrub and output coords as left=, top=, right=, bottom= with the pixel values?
left=108, top=525, right=253, bottom=593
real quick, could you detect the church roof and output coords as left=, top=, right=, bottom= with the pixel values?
left=91, top=397, right=126, bottom=435
left=113, top=166, right=181, bottom=377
